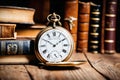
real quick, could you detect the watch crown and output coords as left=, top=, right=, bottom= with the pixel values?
left=47, top=13, right=62, bottom=28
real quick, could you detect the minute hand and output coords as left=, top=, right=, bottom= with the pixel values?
left=55, top=38, right=66, bottom=45
left=43, top=39, right=54, bottom=45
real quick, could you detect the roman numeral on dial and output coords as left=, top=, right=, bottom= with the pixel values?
left=40, top=45, right=46, bottom=47
left=53, top=32, right=56, bottom=36
left=43, top=49, right=47, bottom=54
left=63, top=44, right=68, bottom=46
left=62, top=49, right=67, bottom=53
left=47, top=34, right=50, bottom=38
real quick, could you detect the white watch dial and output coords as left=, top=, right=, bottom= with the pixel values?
left=38, top=28, right=73, bottom=62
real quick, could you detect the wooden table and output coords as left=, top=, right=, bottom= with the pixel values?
left=0, top=53, right=120, bottom=80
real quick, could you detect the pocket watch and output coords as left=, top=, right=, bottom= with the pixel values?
left=35, top=13, right=86, bottom=67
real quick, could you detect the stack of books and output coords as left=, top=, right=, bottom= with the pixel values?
left=0, top=6, right=45, bottom=64
left=0, top=0, right=119, bottom=62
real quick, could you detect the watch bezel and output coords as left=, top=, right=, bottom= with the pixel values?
left=34, top=26, right=74, bottom=63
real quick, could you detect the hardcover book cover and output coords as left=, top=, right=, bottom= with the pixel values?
left=88, top=2, right=101, bottom=53
left=0, top=39, right=34, bottom=55
left=77, top=1, right=90, bottom=52
left=0, top=24, right=16, bottom=39
left=16, top=24, right=45, bottom=39
left=0, top=6, right=35, bottom=24
left=63, top=0, right=78, bottom=52
left=104, top=0, right=117, bottom=54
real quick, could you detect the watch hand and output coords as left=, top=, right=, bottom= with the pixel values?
left=55, top=38, right=66, bottom=46
left=42, top=39, right=54, bottom=46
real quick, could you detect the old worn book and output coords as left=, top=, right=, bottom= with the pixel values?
left=104, top=0, right=117, bottom=54
left=63, top=0, right=78, bottom=52
left=0, top=6, right=35, bottom=24
left=0, top=23, right=16, bottom=39
left=0, top=39, right=34, bottom=55
left=100, top=0, right=106, bottom=53
left=63, top=0, right=78, bottom=34
left=16, top=24, right=46, bottom=39
left=77, top=1, right=90, bottom=52
left=71, top=33, right=77, bottom=51
left=88, top=3, right=101, bottom=54
left=29, top=0, right=50, bottom=24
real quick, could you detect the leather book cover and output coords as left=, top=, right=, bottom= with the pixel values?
left=29, top=0, right=50, bottom=24
left=77, top=1, right=90, bottom=52
left=16, top=24, right=45, bottom=39
left=0, top=24, right=16, bottom=39
left=104, top=30, right=115, bottom=40
left=78, top=23, right=89, bottom=32
left=63, top=0, right=78, bottom=52
left=78, top=32, right=88, bottom=40
left=78, top=14, right=90, bottom=23
left=88, top=3, right=101, bottom=53
left=101, top=0, right=106, bottom=53
left=0, top=39, right=34, bottom=55
left=72, top=33, right=77, bottom=51
left=78, top=1, right=90, bottom=14
left=71, top=33, right=77, bottom=42
left=63, top=0, right=78, bottom=34
left=90, top=19, right=100, bottom=24
left=77, top=40, right=88, bottom=52
left=89, top=45, right=99, bottom=53
left=105, top=16, right=116, bottom=26
left=0, top=6, right=35, bottom=24
left=106, top=0, right=117, bottom=14
left=104, top=0, right=117, bottom=54
left=104, top=42, right=115, bottom=53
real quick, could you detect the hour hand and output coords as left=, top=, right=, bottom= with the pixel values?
left=42, top=39, right=54, bottom=45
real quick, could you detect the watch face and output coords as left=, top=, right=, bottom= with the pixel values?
left=35, top=27, right=74, bottom=62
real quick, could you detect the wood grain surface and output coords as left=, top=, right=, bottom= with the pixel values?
left=0, top=53, right=120, bottom=80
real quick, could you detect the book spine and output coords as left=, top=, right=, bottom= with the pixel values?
left=88, top=3, right=101, bottom=53
left=0, top=40, right=34, bottom=55
left=101, top=0, right=106, bottom=53
left=0, top=24, right=16, bottom=39
left=104, top=0, right=117, bottom=53
left=77, top=1, right=90, bottom=52
left=63, top=0, right=78, bottom=51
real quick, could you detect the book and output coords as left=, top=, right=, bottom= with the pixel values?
left=63, top=0, right=78, bottom=52
left=88, top=3, right=101, bottom=53
left=71, top=33, right=77, bottom=51
left=29, top=0, right=50, bottom=24
left=0, top=23, right=16, bottom=39
left=100, top=0, right=106, bottom=53
left=16, top=24, right=46, bottom=39
left=77, top=1, right=90, bottom=52
left=63, top=0, right=78, bottom=34
left=0, top=39, right=34, bottom=55
left=104, top=0, right=117, bottom=54
left=0, top=6, right=35, bottom=24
